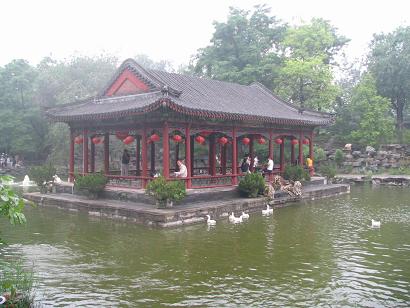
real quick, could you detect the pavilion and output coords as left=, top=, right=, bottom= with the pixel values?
left=46, top=59, right=332, bottom=189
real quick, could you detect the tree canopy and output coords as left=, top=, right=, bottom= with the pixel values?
left=368, top=26, right=410, bottom=139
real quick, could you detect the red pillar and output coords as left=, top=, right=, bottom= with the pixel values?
left=162, top=122, right=170, bottom=179
left=280, top=137, right=285, bottom=173
left=185, top=124, right=192, bottom=188
left=209, top=135, right=216, bottom=176
left=269, top=131, right=273, bottom=181
left=104, top=133, right=109, bottom=175
left=136, top=136, right=141, bottom=176
left=82, top=129, right=88, bottom=174
left=175, top=143, right=180, bottom=170
left=150, top=142, right=155, bottom=175
left=299, top=131, right=304, bottom=166
left=249, top=135, right=254, bottom=172
left=190, top=135, right=195, bottom=176
left=69, top=129, right=74, bottom=182
left=90, top=136, right=95, bottom=173
left=291, top=143, right=295, bottom=165
left=309, top=131, right=314, bottom=161
left=142, top=128, right=148, bottom=187
left=221, top=144, right=227, bottom=175
left=232, top=127, right=238, bottom=185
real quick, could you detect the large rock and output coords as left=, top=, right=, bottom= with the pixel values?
left=366, top=145, right=376, bottom=153
left=344, top=144, right=352, bottom=151
left=352, top=151, right=361, bottom=158
left=352, top=161, right=362, bottom=167
left=345, top=154, right=353, bottom=161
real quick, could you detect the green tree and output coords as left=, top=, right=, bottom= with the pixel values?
left=277, top=19, right=348, bottom=111
left=277, top=56, right=340, bottom=111
left=349, top=74, right=395, bottom=146
left=192, top=5, right=287, bottom=87
left=368, top=26, right=410, bottom=140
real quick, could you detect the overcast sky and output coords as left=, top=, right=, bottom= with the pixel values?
left=1, top=0, right=409, bottom=67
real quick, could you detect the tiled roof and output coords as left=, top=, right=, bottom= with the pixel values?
left=46, top=59, right=333, bottom=126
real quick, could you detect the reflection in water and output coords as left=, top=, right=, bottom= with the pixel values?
left=1, top=185, right=410, bottom=306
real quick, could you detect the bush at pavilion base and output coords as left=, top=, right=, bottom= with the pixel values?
left=238, top=173, right=265, bottom=198
left=146, top=176, right=186, bottom=208
left=283, top=165, right=311, bottom=182
left=28, top=164, right=56, bottom=193
left=74, top=173, right=108, bottom=199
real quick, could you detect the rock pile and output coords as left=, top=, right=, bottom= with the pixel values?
left=339, top=144, right=410, bottom=173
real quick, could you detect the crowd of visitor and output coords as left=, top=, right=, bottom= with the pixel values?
left=0, top=153, right=22, bottom=169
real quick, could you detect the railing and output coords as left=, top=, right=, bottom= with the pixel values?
left=69, top=167, right=283, bottom=190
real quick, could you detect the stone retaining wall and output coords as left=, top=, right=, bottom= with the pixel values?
left=24, top=183, right=349, bottom=228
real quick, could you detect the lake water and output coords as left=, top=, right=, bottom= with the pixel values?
left=1, top=185, right=410, bottom=307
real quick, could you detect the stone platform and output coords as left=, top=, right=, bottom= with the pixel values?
left=24, top=180, right=350, bottom=228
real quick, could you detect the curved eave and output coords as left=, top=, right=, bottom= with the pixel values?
left=46, top=98, right=334, bottom=127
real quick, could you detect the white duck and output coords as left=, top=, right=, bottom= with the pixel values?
left=371, top=219, right=381, bottom=228
left=240, top=212, right=249, bottom=220
left=262, top=204, right=273, bottom=215
left=206, top=215, right=216, bottom=225
left=230, top=212, right=243, bottom=224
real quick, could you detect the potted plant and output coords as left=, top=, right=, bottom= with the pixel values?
left=146, top=176, right=186, bottom=208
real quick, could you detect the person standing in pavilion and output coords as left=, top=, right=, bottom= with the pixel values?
left=121, top=149, right=130, bottom=176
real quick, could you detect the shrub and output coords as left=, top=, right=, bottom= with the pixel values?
left=28, top=164, right=56, bottom=192
left=283, top=165, right=311, bottom=182
left=320, top=163, right=337, bottom=179
left=74, top=173, right=108, bottom=198
left=314, top=147, right=326, bottom=162
left=0, top=260, right=34, bottom=307
left=335, top=149, right=344, bottom=167
left=146, top=176, right=186, bottom=207
left=238, top=173, right=265, bottom=198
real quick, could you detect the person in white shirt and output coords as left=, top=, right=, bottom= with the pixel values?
left=174, top=160, right=187, bottom=178
left=253, top=155, right=259, bottom=169
left=264, top=156, right=274, bottom=176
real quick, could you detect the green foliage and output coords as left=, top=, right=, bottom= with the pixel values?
left=0, top=176, right=27, bottom=227
left=238, top=173, right=266, bottom=198
left=388, top=167, right=410, bottom=175
left=283, top=165, right=311, bottom=182
left=276, top=18, right=348, bottom=111
left=334, top=149, right=344, bottom=167
left=368, top=26, right=410, bottom=139
left=349, top=74, right=395, bottom=146
left=74, top=173, right=108, bottom=198
left=277, top=56, right=341, bottom=111
left=192, top=5, right=286, bottom=87
left=29, top=163, right=56, bottom=191
left=146, top=176, right=186, bottom=206
left=320, top=163, right=337, bottom=179
left=314, top=147, right=326, bottom=161
left=0, top=260, right=34, bottom=307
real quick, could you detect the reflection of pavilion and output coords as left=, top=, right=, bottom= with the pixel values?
left=46, top=59, right=332, bottom=189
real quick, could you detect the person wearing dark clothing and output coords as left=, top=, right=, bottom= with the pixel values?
left=121, top=149, right=130, bottom=176
left=240, top=154, right=251, bottom=173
